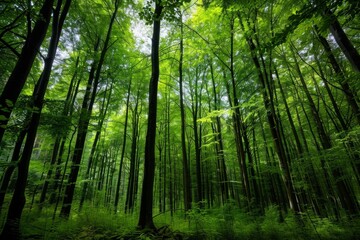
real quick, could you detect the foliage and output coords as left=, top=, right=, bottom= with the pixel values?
left=10, top=203, right=360, bottom=239
left=1, top=0, right=360, bottom=238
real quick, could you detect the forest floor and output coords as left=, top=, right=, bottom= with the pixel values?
left=9, top=205, right=360, bottom=239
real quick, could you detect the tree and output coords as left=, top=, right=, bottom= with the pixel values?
left=0, top=0, right=72, bottom=237
left=178, top=13, right=192, bottom=212
left=60, top=0, right=120, bottom=218
left=0, top=0, right=54, bottom=143
left=137, top=0, right=163, bottom=230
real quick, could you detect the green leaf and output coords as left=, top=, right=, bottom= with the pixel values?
left=5, top=99, right=14, bottom=107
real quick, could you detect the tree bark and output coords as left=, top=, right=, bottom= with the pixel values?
left=0, top=1, right=71, bottom=237
left=79, top=83, right=112, bottom=211
left=323, top=8, right=360, bottom=72
left=60, top=40, right=99, bottom=218
left=60, top=0, right=119, bottom=218
left=238, top=13, right=301, bottom=213
left=38, top=54, right=80, bottom=210
left=137, top=1, right=163, bottom=231
left=291, top=45, right=359, bottom=216
left=0, top=126, right=27, bottom=214
left=114, top=80, right=131, bottom=214
left=178, top=17, right=192, bottom=211
left=0, top=0, right=54, bottom=143
left=125, top=90, right=140, bottom=213
left=314, top=26, right=360, bottom=124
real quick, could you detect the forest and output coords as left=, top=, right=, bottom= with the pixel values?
left=0, top=0, right=360, bottom=239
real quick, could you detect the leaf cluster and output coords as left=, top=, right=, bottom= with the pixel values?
left=139, top=0, right=191, bottom=25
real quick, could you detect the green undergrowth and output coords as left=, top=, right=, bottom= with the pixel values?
left=17, top=204, right=360, bottom=239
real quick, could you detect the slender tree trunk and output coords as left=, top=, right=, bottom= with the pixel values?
left=167, top=91, right=174, bottom=216
left=0, top=1, right=71, bottom=237
left=238, top=13, right=300, bottom=213
left=189, top=70, right=204, bottom=207
left=137, top=1, right=163, bottom=230
left=39, top=54, right=80, bottom=210
left=275, top=67, right=303, bottom=155
left=322, top=8, right=360, bottom=72
left=291, top=45, right=359, bottom=216
left=178, top=17, right=192, bottom=211
left=125, top=91, right=140, bottom=213
left=60, top=0, right=119, bottom=218
left=60, top=41, right=99, bottom=218
left=0, top=0, right=54, bottom=143
left=314, top=26, right=360, bottom=124
left=0, top=126, right=27, bottom=214
left=114, top=81, right=132, bottom=214
left=79, top=83, right=112, bottom=211
left=49, top=64, right=82, bottom=205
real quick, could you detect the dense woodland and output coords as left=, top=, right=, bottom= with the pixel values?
left=0, top=0, right=360, bottom=239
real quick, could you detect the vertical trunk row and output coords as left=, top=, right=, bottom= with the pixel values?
left=38, top=54, right=80, bottom=210
left=0, top=0, right=71, bottom=238
left=0, top=0, right=54, bottom=143
left=238, top=13, right=301, bottom=213
left=79, top=82, right=113, bottom=211
left=314, top=26, right=360, bottom=125
left=60, top=0, right=119, bottom=218
left=290, top=45, right=359, bottom=216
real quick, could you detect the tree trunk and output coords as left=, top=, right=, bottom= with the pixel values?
left=178, top=17, right=192, bottom=211
left=238, top=13, right=300, bottom=213
left=125, top=90, right=140, bottom=213
left=0, top=0, right=54, bottom=143
left=0, top=1, right=71, bottom=237
left=60, top=0, right=119, bottom=218
left=291, top=45, right=359, bottom=216
left=114, top=80, right=131, bottom=213
left=314, top=26, right=360, bottom=124
left=79, top=83, right=112, bottom=211
left=137, top=1, right=163, bottom=231
left=0, top=126, right=27, bottom=213
left=323, top=8, right=360, bottom=72
left=39, top=54, right=80, bottom=210
left=59, top=41, right=99, bottom=218
left=188, top=68, right=203, bottom=207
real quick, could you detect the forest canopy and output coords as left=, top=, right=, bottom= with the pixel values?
left=0, top=0, right=360, bottom=239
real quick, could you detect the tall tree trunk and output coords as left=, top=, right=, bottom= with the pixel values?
left=0, top=125, right=27, bottom=213
left=60, top=40, right=99, bottom=218
left=275, top=67, right=303, bottom=155
left=229, top=18, right=256, bottom=206
left=125, top=90, right=140, bottom=213
left=322, top=8, right=360, bottom=72
left=137, top=1, right=163, bottom=230
left=114, top=81, right=132, bottom=213
left=0, top=1, right=71, bottom=237
left=60, top=0, right=119, bottom=218
left=38, top=54, right=80, bottom=210
left=190, top=67, right=203, bottom=207
left=238, top=13, right=300, bottom=213
left=179, top=17, right=192, bottom=211
left=290, top=45, right=359, bottom=216
left=0, top=0, right=54, bottom=143
left=49, top=63, right=82, bottom=204
left=167, top=91, right=174, bottom=216
left=79, top=83, right=112, bottom=211
left=314, top=26, right=360, bottom=124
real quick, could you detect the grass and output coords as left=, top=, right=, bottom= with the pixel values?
left=15, top=203, right=360, bottom=239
